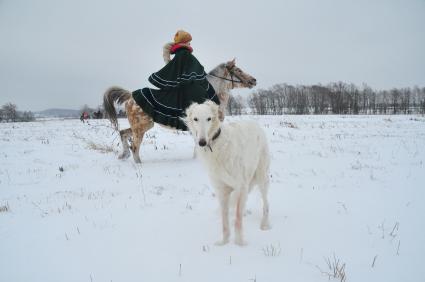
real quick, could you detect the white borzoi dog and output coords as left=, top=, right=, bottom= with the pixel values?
left=183, top=101, right=271, bottom=246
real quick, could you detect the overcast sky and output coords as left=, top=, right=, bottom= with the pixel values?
left=1, top=0, right=424, bottom=111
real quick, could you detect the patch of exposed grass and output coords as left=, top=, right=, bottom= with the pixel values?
left=316, top=254, right=347, bottom=282
left=87, top=141, right=115, bottom=154
left=262, top=243, right=281, bottom=257
left=0, top=202, right=10, bottom=213
left=280, top=121, right=298, bottom=129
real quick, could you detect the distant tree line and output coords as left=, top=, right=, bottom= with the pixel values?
left=0, top=103, right=35, bottom=122
left=80, top=104, right=126, bottom=119
left=227, top=82, right=425, bottom=115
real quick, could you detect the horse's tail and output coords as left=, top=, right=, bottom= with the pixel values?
left=103, top=86, right=132, bottom=131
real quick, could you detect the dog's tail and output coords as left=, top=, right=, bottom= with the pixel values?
left=103, top=86, right=132, bottom=131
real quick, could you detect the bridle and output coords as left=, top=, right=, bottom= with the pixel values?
left=208, top=65, right=244, bottom=89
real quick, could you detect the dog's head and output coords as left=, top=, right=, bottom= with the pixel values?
left=183, top=101, right=221, bottom=147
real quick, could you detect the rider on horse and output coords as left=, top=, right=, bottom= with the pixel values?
left=132, top=30, right=220, bottom=130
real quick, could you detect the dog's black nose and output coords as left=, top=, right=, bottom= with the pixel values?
left=198, top=139, right=207, bottom=147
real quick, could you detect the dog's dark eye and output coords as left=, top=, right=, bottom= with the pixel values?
left=194, top=117, right=198, bottom=122
left=207, top=117, right=211, bottom=121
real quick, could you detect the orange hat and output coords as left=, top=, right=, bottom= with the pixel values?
left=174, top=30, right=192, bottom=44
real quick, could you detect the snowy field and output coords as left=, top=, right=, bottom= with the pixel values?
left=1, top=115, right=424, bottom=282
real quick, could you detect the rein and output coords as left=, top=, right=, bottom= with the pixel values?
left=208, top=73, right=242, bottom=83
left=208, top=68, right=243, bottom=89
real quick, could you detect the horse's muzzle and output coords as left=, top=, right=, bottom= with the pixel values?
left=248, top=78, right=257, bottom=88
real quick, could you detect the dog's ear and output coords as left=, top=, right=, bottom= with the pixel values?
left=182, top=102, right=198, bottom=125
left=204, top=100, right=219, bottom=118
left=185, top=102, right=199, bottom=117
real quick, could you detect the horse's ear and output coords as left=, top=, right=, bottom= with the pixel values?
left=226, top=58, right=236, bottom=68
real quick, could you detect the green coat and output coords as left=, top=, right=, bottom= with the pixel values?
left=132, top=47, right=219, bottom=130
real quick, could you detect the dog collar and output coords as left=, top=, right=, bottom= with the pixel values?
left=212, top=128, right=221, bottom=141
left=207, top=128, right=222, bottom=152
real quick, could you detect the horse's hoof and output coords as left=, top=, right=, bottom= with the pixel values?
left=118, top=153, right=130, bottom=159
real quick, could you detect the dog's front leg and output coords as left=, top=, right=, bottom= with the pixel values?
left=235, top=189, right=248, bottom=246
left=215, top=187, right=231, bottom=246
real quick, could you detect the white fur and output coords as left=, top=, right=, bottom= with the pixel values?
left=162, top=42, right=173, bottom=63
left=184, top=101, right=271, bottom=246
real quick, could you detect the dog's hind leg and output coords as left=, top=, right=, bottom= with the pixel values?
left=118, top=128, right=132, bottom=159
left=254, top=147, right=271, bottom=230
left=234, top=189, right=248, bottom=246
left=259, top=178, right=271, bottom=230
left=215, top=185, right=232, bottom=246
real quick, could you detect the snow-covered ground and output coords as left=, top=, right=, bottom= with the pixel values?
left=1, top=115, right=424, bottom=282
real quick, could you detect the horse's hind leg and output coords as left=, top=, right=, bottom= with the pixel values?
left=131, top=113, right=154, bottom=163
left=118, top=128, right=132, bottom=159
left=131, top=124, right=153, bottom=163
left=131, top=130, right=144, bottom=163
left=126, top=98, right=154, bottom=163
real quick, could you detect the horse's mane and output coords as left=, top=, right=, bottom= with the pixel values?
left=208, top=63, right=225, bottom=76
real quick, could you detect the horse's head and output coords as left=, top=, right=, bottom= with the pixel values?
left=208, top=59, right=257, bottom=90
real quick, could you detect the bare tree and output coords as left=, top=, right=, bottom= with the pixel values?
left=400, top=88, right=411, bottom=114
left=2, top=103, right=18, bottom=122
left=420, top=87, right=425, bottom=114
left=248, top=90, right=268, bottom=115
left=21, top=111, right=35, bottom=122
left=227, top=94, right=244, bottom=115
left=390, top=89, right=401, bottom=114
left=271, top=84, right=286, bottom=115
